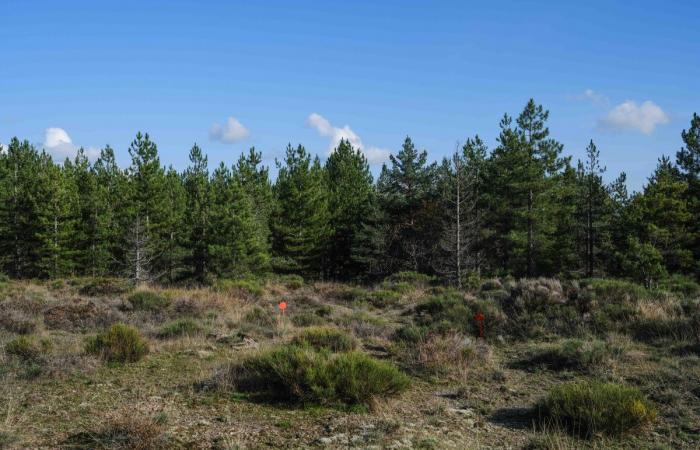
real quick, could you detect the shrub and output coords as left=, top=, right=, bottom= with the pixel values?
left=504, top=278, right=566, bottom=315
left=127, top=291, right=171, bottom=311
left=224, top=344, right=408, bottom=405
left=277, top=274, right=305, bottom=290
left=397, top=331, right=476, bottom=378
left=329, top=351, right=410, bottom=404
left=660, top=275, right=700, bottom=299
left=44, top=299, right=121, bottom=331
left=582, top=278, right=648, bottom=304
left=0, top=309, right=36, bottom=334
left=291, top=311, right=325, bottom=327
left=480, top=278, right=503, bottom=292
left=85, top=324, right=149, bottom=363
left=517, top=339, right=619, bottom=372
left=215, top=278, right=264, bottom=297
left=62, top=416, right=167, bottom=450
left=632, top=317, right=696, bottom=342
left=291, top=327, right=357, bottom=352
left=387, top=271, right=434, bottom=285
left=156, top=318, right=202, bottom=339
left=5, top=336, right=47, bottom=361
left=79, top=277, right=131, bottom=297
left=369, top=289, right=402, bottom=307
left=242, top=306, right=276, bottom=328
left=537, top=381, right=656, bottom=437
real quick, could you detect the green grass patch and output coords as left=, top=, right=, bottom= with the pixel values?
left=127, top=290, right=171, bottom=311
left=537, top=381, right=656, bottom=437
left=156, top=318, right=203, bottom=339
left=291, top=326, right=357, bottom=352
left=85, top=323, right=149, bottom=363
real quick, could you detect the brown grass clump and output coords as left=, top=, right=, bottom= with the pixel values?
left=399, top=331, right=477, bottom=379
left=44, top=298, right=123, bottom=331
left=62, top=415, right=167, bottom=450
left=0, top=308, right=37, bottom=334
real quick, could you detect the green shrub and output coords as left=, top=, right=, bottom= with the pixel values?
left=659, top=275, right=700, bottom=299
left=215, top=278, right=264, bottom=297
left=480, top=278, right=503, bottom=292
left=5, top=336, right=47, bottom=361
left=517, top=339, right=619, bottom=372
left=583, top=278, right=648, bottom=304
left=85, top=324, right=149, bottom=363
left=291, top=311, right=326, bottom=327
left=242, top=306, right=276, bottom=327
left=329, top=351, right=410, bottom=404
left=393, top=325, right=428, bottom=344
left=387, top=271, right=434, bottom=285
left=127, top=291, right=171, bottom=311
left=277, top=274, right=304, bottom=290
left=380, top=281, right=413, bottom=294
left=369, top=289, right=402, bottom=307
left=157, top=318, right=202, bottom=339
left=225, top=344, right=408, bottom=405
left=0, top=272, right=9, bottom=283
left=537, top=381, right=656, bottom=437
left=291, top=327, right=357, bottom=352
left=632, top=317, right=696, bottom=342
left=79, top=277, right=131, bottom=297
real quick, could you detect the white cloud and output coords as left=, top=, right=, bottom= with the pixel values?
left=598, top=100, right=669, bottom=135
left=580, top=89, right=609, bottom=106
left=209, top=117, right=250, bottom=144
left=42, top=127, right=100, bottom=160
left=307, top=113, right=390, bottom=164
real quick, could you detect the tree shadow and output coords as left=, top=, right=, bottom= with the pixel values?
left=488, top=406, right=537, bottom=431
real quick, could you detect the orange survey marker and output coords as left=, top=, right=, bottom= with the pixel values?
left=474, top=312, right=485, bottom=338
left=278, top=301, right=287, bottom=314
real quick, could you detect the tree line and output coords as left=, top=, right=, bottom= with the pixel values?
left=1, top=99, right=698, bottom=286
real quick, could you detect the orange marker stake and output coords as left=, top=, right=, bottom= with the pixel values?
left=474, top=312, right=485, bottom=338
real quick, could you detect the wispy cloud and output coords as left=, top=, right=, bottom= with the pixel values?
left=307, top=113, right=390, bottom=164
left=598, top=100, right=669, bottom=135
left=209, top=116, right=250, bottom=144
left=43, top=127, right=100, bottom=160
left=580, top=88, right=609, bottom=107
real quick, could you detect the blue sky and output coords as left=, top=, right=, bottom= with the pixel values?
left=1, top=0, right=699, bottom=190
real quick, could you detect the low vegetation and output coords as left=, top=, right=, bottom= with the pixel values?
left=220, top=344, right=409, bottom=406
left=537, top=381, right=657, bottom=437
left=85, top=323, right=149, bottom=363
left=0, top=275, right=697, bottom=448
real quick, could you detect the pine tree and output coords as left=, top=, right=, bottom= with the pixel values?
left=485, top=101, right=564, bottom=276
left=65, top=148, right=97, bottom=275
left=183, top=144, right=210, bottom=282
left=324, top=139, right=374, bottom=279
left=272, top=144, right=330, bottom=277
left=0, top=139, right=48, bottom=277
left=125, top=132, right=166, bottom=283
left=637, top=157, right=692, bottom=274
left=434, top=137, right=486, bottom=286
left=92, top=146, right=126, bottom=276
left=579, top=140, right=607, bottom=277
left=37, top=155, right=77, bottom=278
left=161, top=167, right=187, bottom=282
left=209, top=162, right=267, bottom=277
left=234, top=147, right=274, bottom=265
left=676, top=113, right=700, bottom=277
left=377, top=137, right=437, bottom=273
